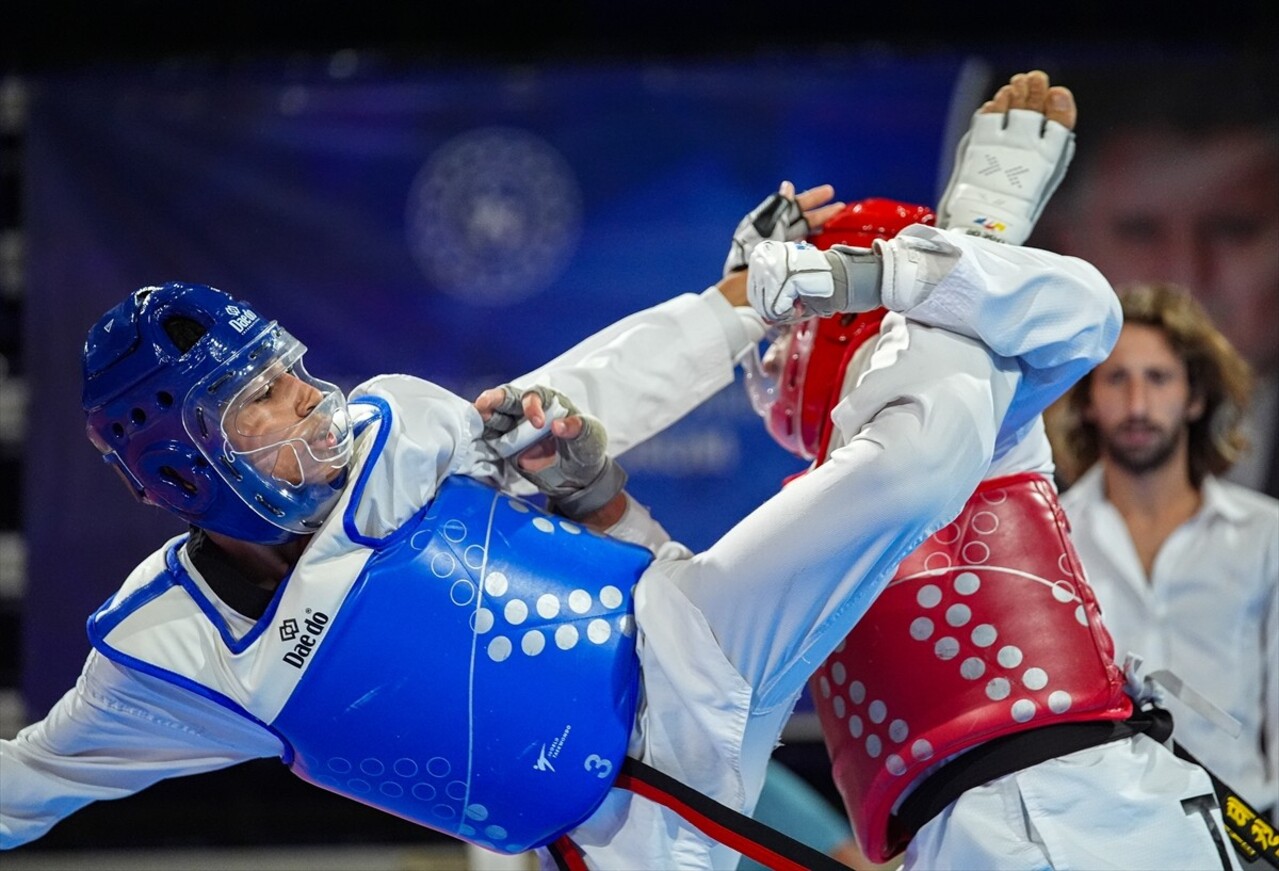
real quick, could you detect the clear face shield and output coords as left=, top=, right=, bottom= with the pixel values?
left=739, top=320, right=821, bottom=460
left=184, top=325, right=353, bottom=533
left=741, top=324, right=795, bottom=418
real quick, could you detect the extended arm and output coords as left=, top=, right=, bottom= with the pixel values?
left=502, top=183, right=843, bottom=455
left=506, top=291, right=749, bottom=456
left=1, top=652, right=278, bottom=848
left=501, top=221, right=1116, bottom=469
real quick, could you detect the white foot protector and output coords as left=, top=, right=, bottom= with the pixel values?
left=937, top=108, right=1075, bottom=246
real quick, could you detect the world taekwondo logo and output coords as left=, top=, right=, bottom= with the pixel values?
left=534, top=746, right=555, bottom=772
left=533, top=724, right=572, bottom=773
left=405, top=127, right=583, bottom=306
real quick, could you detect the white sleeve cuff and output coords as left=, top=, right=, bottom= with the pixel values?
left=699, top=286, right=766, bottom=362
left=604, top=493, right=673, bottom=554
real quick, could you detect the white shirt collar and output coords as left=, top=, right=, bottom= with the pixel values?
left=1073, top=462, right=1252, bottom=525
left=1198, top=473, right=1255, bottom=524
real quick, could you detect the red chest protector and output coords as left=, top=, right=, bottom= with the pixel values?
left=808, top=472, right=1132, bottom=862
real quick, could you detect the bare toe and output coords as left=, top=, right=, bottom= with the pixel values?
left=983, top=84, right=1013, bottom=115
left=1045, top=85, right=1077, bottom=130
left=1007, top=73, right=1030, bottom=109
left=1024, top=70, right=1050, bottom=113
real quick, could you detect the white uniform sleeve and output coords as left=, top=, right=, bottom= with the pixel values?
left=509, top=292, right=742, bottom=455
left=347, top=375, right=496, bottom=537
left=876, top=225, right=1121, bottom=452
left=508, top=233, right=1115, bottom=471
left=1, top=651, right=279, bottom=848
left=600, top=493, right=692, bottom=559
left=343, top=293, right=743, bottom=526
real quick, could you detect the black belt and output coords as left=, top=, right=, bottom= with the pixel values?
left=1170, top=740, right=1279, bottom=870
left=895, top=706, right=1278, bottom=870
left=892, top=707, right=1173, bottom=853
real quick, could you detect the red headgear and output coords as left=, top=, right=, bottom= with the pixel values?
left=748, top=198, right=935, bottom=460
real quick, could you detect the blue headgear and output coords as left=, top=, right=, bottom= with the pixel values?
left=82, top=283, right=353, bottom=544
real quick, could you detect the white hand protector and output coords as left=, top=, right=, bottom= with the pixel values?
left=936, top=108, right=1075, bottom=245
left=723, top=190, right=810, bottom=277
left=747, top=240, right=882, bottom=325
left=480, top=384, right=628, bottom=520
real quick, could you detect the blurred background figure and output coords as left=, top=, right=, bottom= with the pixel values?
left=1030, top=55, right=1279, bottom=497
left=1056, top=282, right=1278, bottom=820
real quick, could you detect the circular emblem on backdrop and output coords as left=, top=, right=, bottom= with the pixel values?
left=405, top=127, right=583, bottom=306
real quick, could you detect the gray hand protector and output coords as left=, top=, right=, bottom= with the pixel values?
left=723, top=191, right=810, bottom=277
left=483, top=385, right=628, bottom=520
left=480, top=384, right=532, bottom=441
left=538, top=415, right=629, bottom=521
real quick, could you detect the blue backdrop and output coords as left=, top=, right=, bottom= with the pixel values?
left=23, top=52, right=976, bottom=716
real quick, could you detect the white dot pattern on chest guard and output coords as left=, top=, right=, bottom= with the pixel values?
left=417, top=499, right=637, bottom=665
left=314, top=754, right=505, bottom=841
left=265, top=479, right=649, bottom=857
left=815, top=484, right=1092, bottom=777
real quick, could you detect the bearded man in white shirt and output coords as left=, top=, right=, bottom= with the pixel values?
left=1057, top=282, right=1279, bottom=820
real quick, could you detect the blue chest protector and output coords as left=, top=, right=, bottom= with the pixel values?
left=271, top=475, right=651, bottom=854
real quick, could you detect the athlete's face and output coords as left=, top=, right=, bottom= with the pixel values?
left=1061, top=131, right=1279, bottom=375
left=227, top=370, right=340, bottom=486
left=1085, top=324, right=1204, bottom=475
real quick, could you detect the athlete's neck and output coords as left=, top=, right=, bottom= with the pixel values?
left=203, top=530, right=311, bottom=592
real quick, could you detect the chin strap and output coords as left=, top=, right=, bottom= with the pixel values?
left=547, top=757, right=853, bottom=871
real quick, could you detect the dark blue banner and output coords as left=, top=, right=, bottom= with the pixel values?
left=24, top=53, right=967, bottom=715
